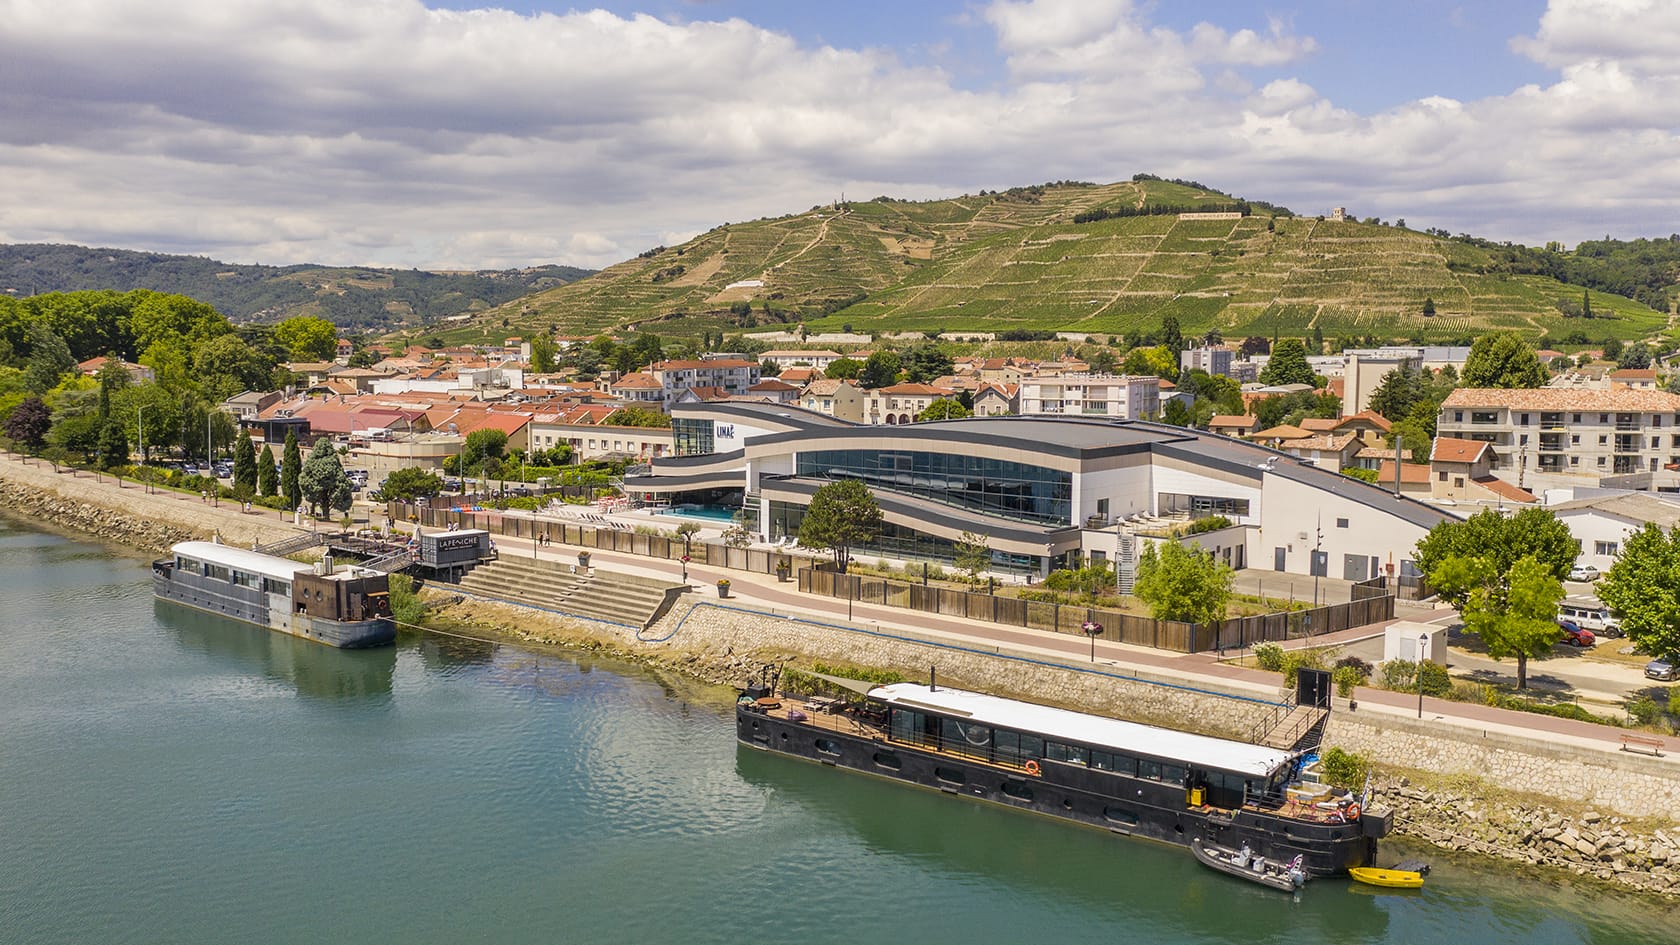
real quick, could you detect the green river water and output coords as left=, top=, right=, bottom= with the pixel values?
left=1, top=516, right=1676, bottom=944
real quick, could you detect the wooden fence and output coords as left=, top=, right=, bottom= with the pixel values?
left=799, top=568, right=1395, bottom=655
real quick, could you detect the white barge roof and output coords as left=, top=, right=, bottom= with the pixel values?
left=869, top=683, right=1292, bottom=778
left=170, top=541, right=310, bottom=583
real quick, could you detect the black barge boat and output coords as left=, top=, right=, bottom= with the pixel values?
left=153, top=540, right=394, bottom=648
left=737, top=680, right=1386, bottom=877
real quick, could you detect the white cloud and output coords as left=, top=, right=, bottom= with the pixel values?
left=0, top=0, right=1675, bottom=272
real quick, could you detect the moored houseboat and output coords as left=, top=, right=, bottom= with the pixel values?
left=737, top=679, right=1385, bottom=877
left=153, top=540, right=394, bottom=648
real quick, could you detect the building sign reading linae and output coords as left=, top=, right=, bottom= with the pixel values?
left=715, top=424, right=736, bottom=440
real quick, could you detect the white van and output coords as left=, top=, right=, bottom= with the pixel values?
left=1558, top=598, right=1622, bottom=637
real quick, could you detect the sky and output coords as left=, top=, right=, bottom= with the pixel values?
left=1, top=0, right=1676, bottom=271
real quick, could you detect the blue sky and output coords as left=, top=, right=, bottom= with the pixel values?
left=0, top=0, right=1675, bottom=269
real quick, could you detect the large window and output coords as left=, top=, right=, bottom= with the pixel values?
left=672, top=418, right=713, bottom=456
left=766, top=501, right=1039, bottom=574
left=795, top=449, right=1071, bottom=525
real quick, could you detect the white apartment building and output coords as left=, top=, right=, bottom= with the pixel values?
left=1017, top=374, right=1161, bottom=421
left=1180, top=346, right=1233, bottom=377
left=648, top=358, right=761, bottom=407
left=760, top=350, right=845, bottom=370
left=1437, top=388, right=1680, bottom=481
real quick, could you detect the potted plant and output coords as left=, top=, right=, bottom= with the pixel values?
left=577, top=551, right=591, bottom=569
left=717, top=578, right=732, bottom=598
left=776, top=560, right=791, bottom=583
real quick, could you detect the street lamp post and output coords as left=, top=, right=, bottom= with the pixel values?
left=1417, top=632, right=1430, bottom=719
left=1081, top=620, right=1103, bottom=663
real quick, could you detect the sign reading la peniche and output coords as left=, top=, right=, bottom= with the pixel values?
left=436, top=535, right=481, bottom=552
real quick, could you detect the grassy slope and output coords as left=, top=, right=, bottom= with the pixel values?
left=448, top=181, right=1665, bottom=344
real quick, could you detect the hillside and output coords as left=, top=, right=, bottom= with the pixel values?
left=0, top=243, right=593, bottom=333
left=457, top=178, right=1670, bottom=345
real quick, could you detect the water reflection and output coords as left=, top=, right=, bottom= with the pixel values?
left=155, top=599, right=395, bottom=701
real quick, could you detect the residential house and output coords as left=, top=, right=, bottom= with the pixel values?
left=745, top=378, right=801, bottom=404
left=1277, top=432, right=1368, bottom=473
left=1207, top=415, right=1260, bottom=437
left=1436, top=387, right=1680, bottom=481
left=1550, top=493, right=1680, bottom=572
left=865, top=383, right=959, bottom=425
left=972, top=382, right=1018, bottom=417
left=1428, top=436, right=1536, bottom=503
left=799, top=379, right=866, bottom=422
left=760, top=350, right=845, bottom=370
left=78, top=356, right=155, bottom=384
left=649, top=358, right=761, bottom=407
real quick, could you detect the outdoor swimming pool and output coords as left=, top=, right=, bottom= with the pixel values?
left=656, top=505, right=740, bottom=524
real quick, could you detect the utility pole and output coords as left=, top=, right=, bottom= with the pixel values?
left=1312, top=511, right=1323, bottom=606
left=137, top=405, right=148, bottom=493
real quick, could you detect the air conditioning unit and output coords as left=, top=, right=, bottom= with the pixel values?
left=1297, top=531, right=1310, bottom=541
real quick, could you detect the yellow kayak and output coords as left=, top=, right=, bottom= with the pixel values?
left=1348, top=867, right=1425, bottom=889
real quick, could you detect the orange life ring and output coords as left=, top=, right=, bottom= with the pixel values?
left=1024, top=760, right=1042, bottom=776
left=1346, top=803, right=1361, bottom=820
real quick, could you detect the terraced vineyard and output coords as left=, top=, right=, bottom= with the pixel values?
left=456, top=180, right=1667, bottom=344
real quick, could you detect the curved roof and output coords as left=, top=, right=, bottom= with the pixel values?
left=170, top=541, right=310, bottom=583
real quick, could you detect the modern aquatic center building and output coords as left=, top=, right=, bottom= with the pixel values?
left=625, top=402, right=1455, bottom=579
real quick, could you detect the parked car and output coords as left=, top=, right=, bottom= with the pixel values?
left=182, top=463, right=201, bottom=476
left=1566, top=565, right=1600, bottom=582
left=1557, top=620, right=1596, bottom=647
left=1646, top=659, right=1677, bottom=681
left=1558, top=599, right=1622, bottom=638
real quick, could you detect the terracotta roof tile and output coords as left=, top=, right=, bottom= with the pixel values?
left=1377, top=460, right=1431, bottom=484
left=1442, top=387, right=1680, bottom=411
left=1431, top=436, right=1490, bottom=463
left=1472, top=476, right=1537, bottom=503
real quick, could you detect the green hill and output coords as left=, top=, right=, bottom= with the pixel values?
left=0, top=243, right=593, bottom=333
left=458, top=178, right=1670, bottom=345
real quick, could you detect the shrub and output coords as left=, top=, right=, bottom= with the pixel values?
left=1334, top=655, right=1373, bottom=678
left=1281, top=646, right=1333, bottom=687
left=1669, top=687, right=1680, bottom=718
left=1626, top=694, right=1661, bottom=727
left=387, top=573, right=426, bottom=626
left=1332, top=664, right=1365, bottom=698
left=1253, top=641, right=1285, bottom=672
left=1318, top=747, right=1369, bottom=788
left=1186, top=515, right=1233, bottom=535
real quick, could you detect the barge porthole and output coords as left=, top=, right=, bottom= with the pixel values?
left=1003, top=781, right=1034, bottom=801
left=1103, top=807, right=1139, bottom=826
left=872, top=752, right=901, bottom=770
left=934, top=767, right=966, bottom=785
left=814, top=738, right=841, bottom=756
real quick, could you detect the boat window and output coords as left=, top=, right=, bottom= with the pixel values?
left=1065, top=744, right=1088, bottom=766
left=231, top=570, right=255, bottom=588
left=1139, top=759, right=1161, bottom=781
left=1103, top=807, right=1139, bottom=826
left=1161, top=764, right=1187, bottom=786
left=1045, top=742, right=1069, bottom=763
left=873, top=751, right=901, bottom=770
left=1092, top=751, right=1136, bottom=774
left=205, top=564, right=230, bottom=582
left=940, top=718, right=992, bottom=761
left=934, top=767, right=966, bottom=785
left=1001, top=781, right=1033, bottom=801
left=993, top=729, right=1020, bottom=764
left=1018, top=733, right=1043, bottom=761
left=814, top=738, right=841, bottom=757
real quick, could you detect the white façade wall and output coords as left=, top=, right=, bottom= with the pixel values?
left=1554, top=510, right=1637, bottom=572
left=1253, top=473, right=1441, bottom=579
left=1149, top=459, right=1263, bottom=524
left=1072, top=462, right=1152, bottom=523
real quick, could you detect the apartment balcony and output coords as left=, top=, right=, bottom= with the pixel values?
left=1615, top=422, right=1642, bottom=432
left=1538, top=455, right=1566, bottom=472
left=1614, top=457, right=1641, bottom=475
left=1538, top=434, right=1567, bottom=452
left=1615, top=435, right=1643, bottom=453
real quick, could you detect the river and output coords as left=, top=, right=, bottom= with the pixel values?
left=1, top=517, right=1676, bottom=944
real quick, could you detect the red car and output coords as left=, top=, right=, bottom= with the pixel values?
left=1557, top=619, right=1596, bottom=647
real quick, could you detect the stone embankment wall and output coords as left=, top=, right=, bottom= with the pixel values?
left=0, top=457, right=305, bottom=553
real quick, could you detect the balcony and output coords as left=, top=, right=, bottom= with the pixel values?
left=1614, top=457, right=1641, bottom=475
left=1538, top=434, right=1566, bottom=452
left=1615, top=435, right=1643, bottom=454
left=1538, top=455, right=1565, bottom=472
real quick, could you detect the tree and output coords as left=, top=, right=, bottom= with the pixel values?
left=1413, top=508, right=1577, bottom=610
left=1086, top=348, right=1118, bottom=373
left=257, top=444, right=277, bottom=497
left=954, top=531, right=991, bottom=586
left=1160, top=398, right=1193, bottom=427
left=1597, top=524, right=1680, bottom=665
left=674, top=521, right=702, bottom=543
left=1432, top=553, right=1564, bottom=688
left=233, top=429, right=257, bottom=494
left=528, top=334, right=558, bottom=374
left=606, top=406, right=673, bottom=428
left=916, top=398, right=970, bottom=421
left=1121, top=345, right=1178, bottom=381
left=901, top=343, right=953, bottom=384
left=374, top=466, right=444, bottom=501
left=271, top=316, right=339, bottom=362
left=795, top=479, right=882, bottom=572
left=281, top=430, right=302, bottom=510
left=1133, top=541, right=1233, bottom=625
left=461, top=428, right=509, bottom=473
left=96, top=418, right=128, bottom=470
left=192, top=334, right=277, bottom=401
left=758, top=359, right=782, bottom=377
left=298, top=437, right=352, bottom=517
left=1368, top=364, right=1424, bottom=422
left=1259, top=338, right=1315, bottom=386
left=860, top=350, right=901, bottom=388
left=1422, top=297, right=1436, bottom=317
left=825, top=357, right=863, bottom=380
left=25, top=326, right=75, bottom=394
left=1618, top=344, right=1653, bottom=370
left=1461, top=332, right=1546, bottom=389
left=1161, top=316, right=1184, bottom=352
left=1600, top=337, right=1624, bottom=362
left=3, top=396, right=50, bottom=451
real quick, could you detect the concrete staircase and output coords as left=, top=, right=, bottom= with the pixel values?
left=454, top=556, right=687, bottom=629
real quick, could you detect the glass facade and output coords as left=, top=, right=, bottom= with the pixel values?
left=794, top=448, right=1071, bottom=525
left=672, top=418, right=713, bottom=456
left=887, top=707, right=1195, bottom=786
left=765, top=501, right=1040, bottom=574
